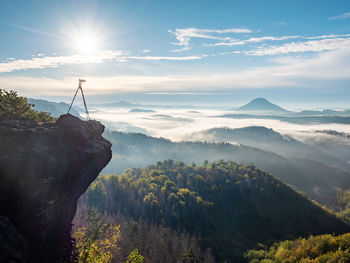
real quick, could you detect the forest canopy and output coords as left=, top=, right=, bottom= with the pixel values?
left=83, top=160, right=349, bottom=262
left=245, top=233, right=350, bottom=262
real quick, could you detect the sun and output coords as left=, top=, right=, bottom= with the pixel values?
left=73, top=31, right=99, bottom=54
left=62, top=22, right=108, bottom=54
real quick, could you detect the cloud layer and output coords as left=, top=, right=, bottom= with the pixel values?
left=0, top=51, right=206, bottom=73
left=168, top=27, right=350, bottom=57
left=1, top=26, right=350, bottom=75
left=1, top=25, right=350, bottom=97
left=168, top=27, right=252, bottom=52
left=245, top=37, right=350, bottom=56
left=2, top=46, right=350, bottom=97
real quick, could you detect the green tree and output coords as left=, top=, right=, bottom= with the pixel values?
left=0, top=89, right=55, bottom=122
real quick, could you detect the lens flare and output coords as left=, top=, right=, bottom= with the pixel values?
left=73, top=30, right=99, bottom=54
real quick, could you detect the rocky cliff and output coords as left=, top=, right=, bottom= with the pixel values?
left=0, top=114, right=112, bottom=263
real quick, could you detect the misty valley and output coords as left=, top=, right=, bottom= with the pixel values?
left=2, top=92, right=350, bottom=262
left=81, top=98, right=350, bottom=262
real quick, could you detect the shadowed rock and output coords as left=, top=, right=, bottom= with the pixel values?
left=0, top=114, right=112, bottom=263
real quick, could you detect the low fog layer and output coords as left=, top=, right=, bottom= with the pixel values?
left=78, top=106, right=350, bottom=208
left=90, top=108, right=350, bottom=141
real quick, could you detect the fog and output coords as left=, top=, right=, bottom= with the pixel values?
left=85, top=106, right=350, bottom=208
left=90, top=108, right=350, bottom=141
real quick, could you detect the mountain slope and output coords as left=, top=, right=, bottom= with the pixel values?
left=28, top=98, right=80, bottom=117
left=195, top=126, right=350, bottom=171
left=87, top=160, right=350, bottom=262
left=237, top=98, right=289, bottom=113
left=103, top=131, right=350, bottom=207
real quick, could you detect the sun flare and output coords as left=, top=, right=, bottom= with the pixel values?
left=73, top=31, right=99, bottom=54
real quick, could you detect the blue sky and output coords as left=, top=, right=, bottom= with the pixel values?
left=1, top=0, right=350, bottom=108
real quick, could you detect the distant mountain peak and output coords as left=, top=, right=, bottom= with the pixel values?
left=238, top=98, right=288, bottom=113
left=251, top=97, right=269, bottom=103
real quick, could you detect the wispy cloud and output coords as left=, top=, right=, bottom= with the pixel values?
left=168, top=27, right=350, bottom=58
left=168, top=27, right=252, bottom=52
left=2, top=48, right=350, bottom=97
left=0, top=51, right=206, bottom=73
left=3, top=26, right=349, bottom=75
left=205, top=33, right=350, bottom=47
left=0, top=50, right=125, bottom=73
left=245, top=37, right=350, bottom=56
left=329, top=12, right=350, bottom=20
left=6, top=23, right=60, bottom=39
left=205, top=35, right=301, bottom=47
left=128, top=55, right=206, bottom=61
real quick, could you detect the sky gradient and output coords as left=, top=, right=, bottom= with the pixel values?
left=1, top=0, right=350, bottom=109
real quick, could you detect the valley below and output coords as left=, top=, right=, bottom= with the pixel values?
left=3, top=94, right=350, bottom=263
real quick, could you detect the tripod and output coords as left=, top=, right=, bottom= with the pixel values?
left=67, top=79, right=90, bottom=120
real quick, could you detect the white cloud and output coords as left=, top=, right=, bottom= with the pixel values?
left=2, top=48, right=350, bottom=97
left=329, top=12, right=350, bottom=20
left=171, top=46, right=193, bottom=53
left=206, top=35, right=300, bottom=47
left=0, top=50, right=125, bottom=73
left=306, top=33, right=350, bottom=39
left=128, top=55, right=206, bottom=61
left=205, top=33, right=350, bottom=47
left=0, top=51, right=206, bottom=73
left=217, top=51, right=241, bottom=56
left=168, top=27, right=252, bottom=52
left=245, top=37, right=350, bottom=56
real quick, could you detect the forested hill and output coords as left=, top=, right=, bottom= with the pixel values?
left=103, top=131, right=350, bottom=207
left=197, top=126, right=350, bottom=171
left=84, top=160, right=350, bottom=262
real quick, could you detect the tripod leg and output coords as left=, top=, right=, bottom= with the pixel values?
left=80, top=87, right=90, bottom=120
left=67, top=87, right=79, bottom=114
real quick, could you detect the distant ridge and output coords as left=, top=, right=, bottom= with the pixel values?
left=129, top=108, right=155, bottom=113
left=28, top=98, right=80, bottom=117
left=238, top=98, right=289, bottom=113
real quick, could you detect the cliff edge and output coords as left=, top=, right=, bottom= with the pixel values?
left=0, top=114, right=112, bottom=263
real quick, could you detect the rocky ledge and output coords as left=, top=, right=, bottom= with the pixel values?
left=0, top=114, right=112, bottom=263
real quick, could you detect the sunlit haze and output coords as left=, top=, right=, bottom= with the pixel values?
left=0, top=0, right=350, bottom=108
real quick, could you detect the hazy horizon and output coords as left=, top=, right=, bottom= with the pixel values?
left=28, top=93, right=350, bottom=112
left=1, top=0, right=350, bottom=108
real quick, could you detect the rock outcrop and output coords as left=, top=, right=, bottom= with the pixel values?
left=0, top=114, right=112, bottom=263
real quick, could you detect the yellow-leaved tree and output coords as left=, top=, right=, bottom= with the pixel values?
left=72, top=211, right=121, bottom=263
left=72, top=210, right=144, bottom=263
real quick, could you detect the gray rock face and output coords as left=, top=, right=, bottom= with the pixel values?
left=0, top=215, right=27, bottom=263
left=0, top=114, right=112, bottom=263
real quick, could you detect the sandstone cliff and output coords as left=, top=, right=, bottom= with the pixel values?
left=0, top=114, right=112, bottom=263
